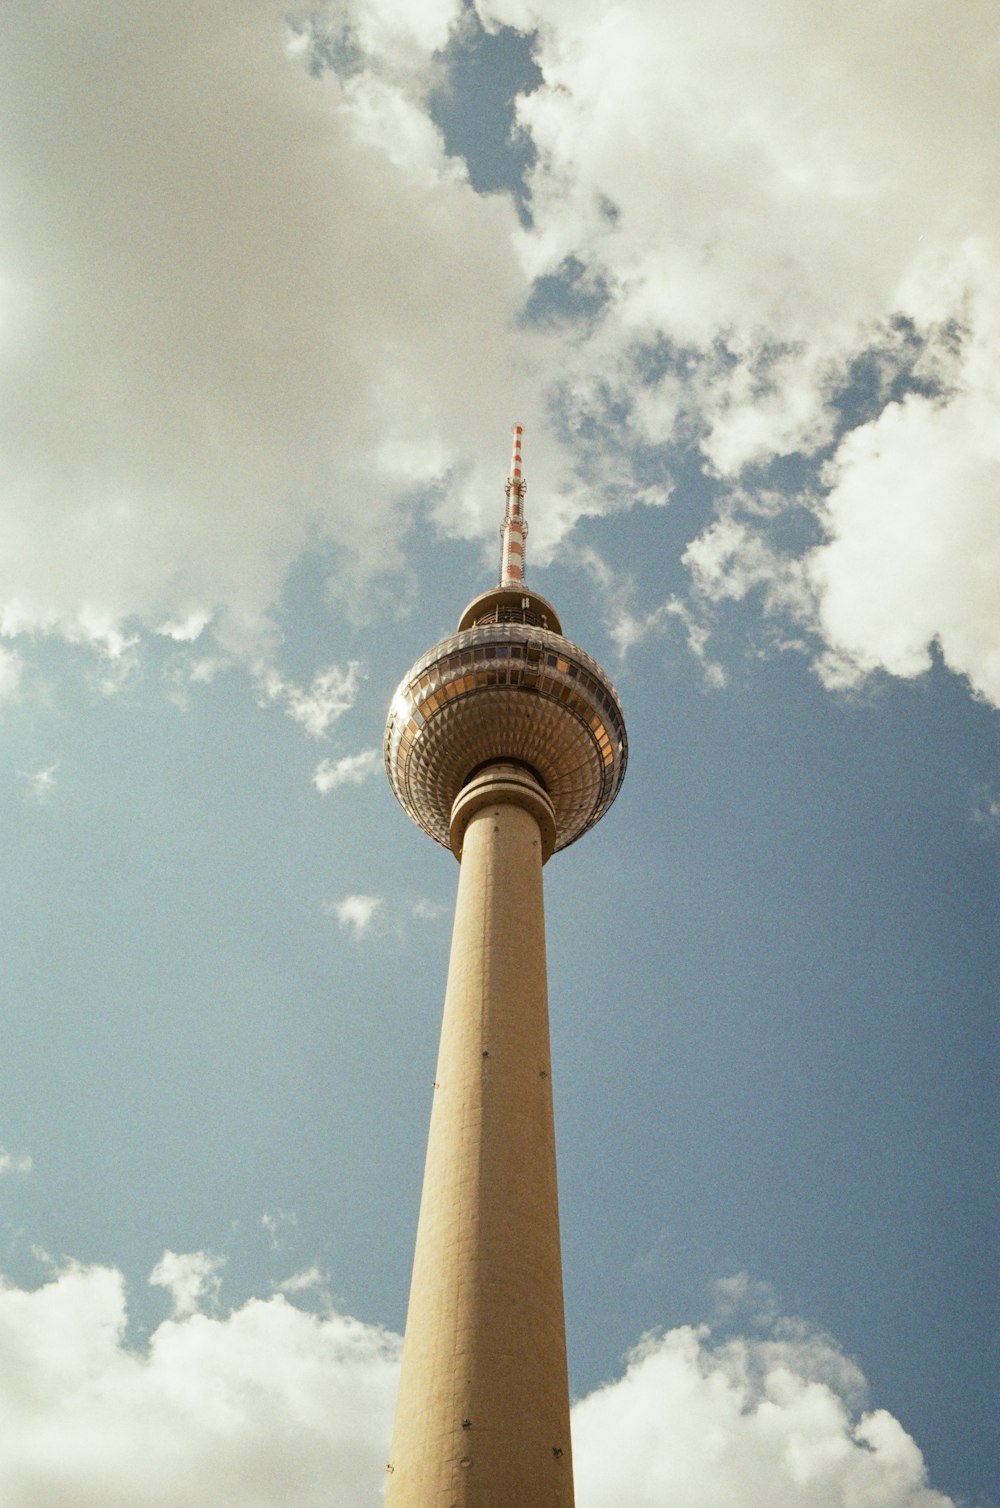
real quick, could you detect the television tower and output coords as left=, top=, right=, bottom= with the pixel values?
left=383, top=426, right=628, bottom=1506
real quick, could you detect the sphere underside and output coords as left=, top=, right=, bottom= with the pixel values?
left=384, top=623, right=627, bottom=852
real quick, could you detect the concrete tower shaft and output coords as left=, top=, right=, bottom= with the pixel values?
left=385, top=764, right=572, bottom=1506
left=384, top=429, right=627, bottom=1507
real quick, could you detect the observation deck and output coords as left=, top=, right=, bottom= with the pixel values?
left=384, top=587, right=628, bottom=856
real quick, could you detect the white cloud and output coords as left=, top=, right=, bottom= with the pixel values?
left=710, top=1270, right=780, bottom=1327
left=971, top=785, right=1000, bottom=835
left=163, top=651, right=231, bottom=709
left=0, top=0, right=554, bottom=658
left=260, top=664, right=363, bottom=739
left=663, top=599, right=729, bottom=691
left=261, top=1210, right=299, bottom=1252
left=677, top=264, right=1000, bottom=704
left=573, top=1324, right=954, bottom=1508
left=277, top=1267, right=329, bottom=1297
left=680, top=506, right=815, bottom=676
left=323, top=893, right=444, bottom=936
left=806, top=266, right=1000, bottom=703
left=0, top=1261, right=398, bottom=1508
left=328, top=893, right=383, bottom=939
left=574, top=544, right=728, bottom=684
left=149, top=1251, right=226, bottom=1321
left=0, top=1261, right=962, bottom=1508
left=1, top=0, right=996, bottom=710
left=313, top=747, right=380, bottom=792
left=0, top=1145, right=31, bottom=1177
left=18, top=764, right=58, bottom=803
left=157, top=613, right=212, bottom=643
left=490, top=0, right=999, bottom=448
left=0, top=646, right=23, bottom=701
left=473, top=0, right=1000, bottom=703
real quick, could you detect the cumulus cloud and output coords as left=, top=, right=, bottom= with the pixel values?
left=472, top=0, right=1000, bottom=703
left=684, top=508, right=808, bottom=614
left=328, top=893, right=384, bottom=939
left=149, top=1250, right=226, bottom=1320
left=806, top=265, right=1000, bottom=702
left=491, top=0, right=998, bottom=447
left=277, top=1267, right=329, bottom=1297
left=313, top=747, right=380, bottom=792
left=573, top=1324, right=954, bottom=1508
left=259, top=663, right=363, bottom=739
left=2, top=0, right=998, bottom=709
left=0, top=1261, right=963, bottom=1508
left=0, top=0, right=556, bottom=659
left=0, top=1261, right=398, bottom=1508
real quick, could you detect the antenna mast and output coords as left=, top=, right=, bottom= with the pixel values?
left=500, top=423, right=527, bottom=587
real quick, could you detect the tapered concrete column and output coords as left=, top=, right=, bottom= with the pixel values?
left=385, top=763, right=574, bottom=1507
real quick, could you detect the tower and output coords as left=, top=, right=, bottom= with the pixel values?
left=383, top=427, right=628, bottom=1506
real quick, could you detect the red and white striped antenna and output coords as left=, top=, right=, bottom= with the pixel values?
left=499, top=424, right=527, bottom=587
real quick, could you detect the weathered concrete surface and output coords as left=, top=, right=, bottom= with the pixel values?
left=385, top=765, right=574, bottom=1508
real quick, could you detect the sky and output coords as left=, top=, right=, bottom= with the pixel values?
left=0, top=1, right=997, bottom=1503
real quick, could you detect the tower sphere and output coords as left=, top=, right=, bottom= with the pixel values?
left=384, top=585, right=628, bottom=856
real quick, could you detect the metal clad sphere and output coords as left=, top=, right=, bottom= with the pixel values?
left=384, top=622, right=628, bottom=852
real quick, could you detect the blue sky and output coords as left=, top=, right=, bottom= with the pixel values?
left=0, top=2, right=996, bottom=1504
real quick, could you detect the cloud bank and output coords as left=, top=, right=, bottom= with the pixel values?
left=487, top=0, right=1000, bottom=700
left=0, top=1260, right=398, bottom=1508
left=574, top=1325, right=953, bottom=1508
left=0, top=1259, right=962, bottom=1508
left=2, top=0, right=999, bottom=704
left=0, top=0, right=550, bottom=658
